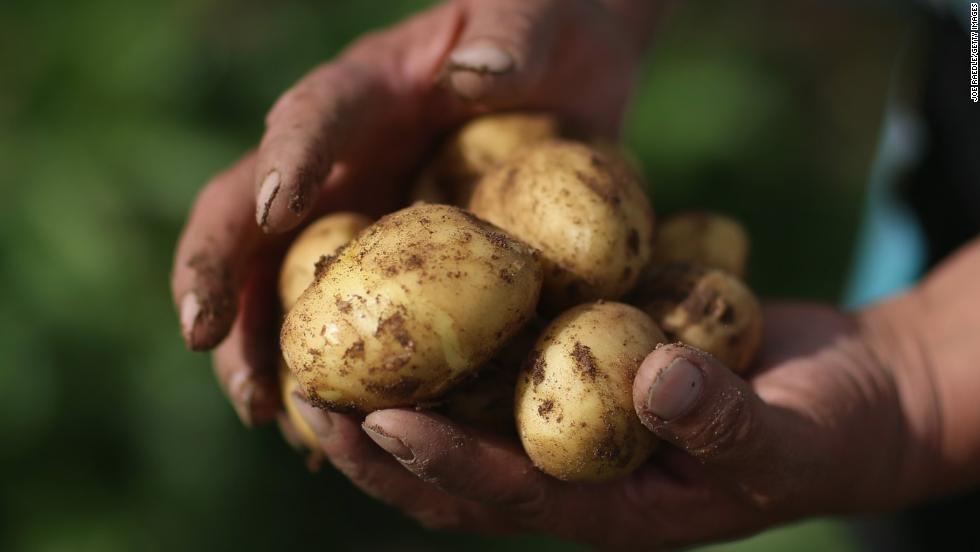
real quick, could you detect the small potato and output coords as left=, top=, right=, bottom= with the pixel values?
left=653, top=212, right=749, bottom=277
left=279, top=360, right=319, bottom=451
left=411, top=112, right=562, bottom=206
left=635, top=264, right=762, bottom=374
left=469, top=140, right=655, bottom=311
left=281, top=204, right=544, bottom=412
left=515, top=302, right=665, bottom=482
left=278, top=212, right=372, bottom=311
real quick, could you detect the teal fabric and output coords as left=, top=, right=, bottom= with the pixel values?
left=844, top=105, right=927, bottom=308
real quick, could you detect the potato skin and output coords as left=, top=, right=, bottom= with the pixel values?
left=635, top=264, right=762, bottom=374
left=515, top=302, right=665, bottom=482
left=411, top=112, right=561, bottom=206
left=653, top=211, right=749, bottom=277
left=278, top=212, right=372, bottom=311
left=469, top=140, right=655, bottom=312
left=279, top=360, right=319, bottom=450
left=281, top=204, right=544, bottom=412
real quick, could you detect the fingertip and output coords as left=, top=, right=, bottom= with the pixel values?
left=362, top=422, right=416, bottom=464
left=443, top=41, right=518, bottom=101
left=255, top=169, right=281, bottom=230
left=179, top=289, right=235, bottom=351
left=633, top=344, right=708, bottom=427
left=254, top=166, right=317, bottom=234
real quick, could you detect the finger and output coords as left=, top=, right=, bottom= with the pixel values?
left=445, top=0, right=558, bottom=102
left=172, top=152, right=264, bottom=350
left=254, top=61, right=383, bottom=233
left=210, top=255, right=280, bottom=427
left=363, top=409, right=591, bottom=534
left=254, top=3, right=466, bottom=234
left=289, top=394, right=511, bottom=533
left=632, top=344, right=796, bottom=486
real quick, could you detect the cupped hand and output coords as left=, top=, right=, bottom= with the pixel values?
left=289, top=303, right=939, bottom=549
left=171, top=0, right=658, bottom=425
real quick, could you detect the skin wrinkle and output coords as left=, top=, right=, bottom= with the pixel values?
left=858, top=293, right=945, bottom=507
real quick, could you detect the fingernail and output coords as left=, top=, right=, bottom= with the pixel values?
left=362, top=424, right=415, bottom=463
left=646, top=358, right=704, bottom=420
left=289, top=391, right=334, bottom=438
left=179, top=292, right=201, bottom=343
left=228, top=369, right=256, bottom=427
left=449, top=43, right=513, bottom=74
left=256, top=170, right=281, bottom=228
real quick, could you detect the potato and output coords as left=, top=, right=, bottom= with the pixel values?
left=411, top=112, right=561, bottom=206
left=278, top=212, right=372, bottom=311
left=469, top=140, right=655, bottom=311
left=277, top=213, right=370, bottom=451
left=281, top=204, right=544, bottom=412
left=440, top=319, right=541, bottom=433
left=634, top=264, right=762, bottom=374
left=653, top=212, right=748, bottom=277
left=515, top=301, right=665, bottom=482
left=279, top=360, right=319, bottom=451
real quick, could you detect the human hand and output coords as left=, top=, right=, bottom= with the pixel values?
left=171, top=0, right=664, bottom=425
left=288, top=302, right=938, bottom=549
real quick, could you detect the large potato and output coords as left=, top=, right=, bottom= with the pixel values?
left=469, top=140, right=655, bottom=311
left=635, top=264, right=762, bottom=374
left=281, top=204, right=544, bottom=412
left=277, top=213, right=370, bottom=452
left=278, top=212, right=372, bottom=311
left=411, top=112, right=562, bottom=206
left=515, top=302, right=665, bottom=482
left=653, top=212, right=749, bottom=277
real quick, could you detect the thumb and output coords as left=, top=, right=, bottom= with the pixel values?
left=444, top=0, right=557, bottom=103
left=633, top=344, right=782, bottom=476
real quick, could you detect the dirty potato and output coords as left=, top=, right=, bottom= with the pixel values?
left=411, top=112, right=562, bottom=206
left=278, top=212, right=372, bottom=311
left=469, top=140, right=655, bottom=311
left=277, top=212, right=369, bottom=450
left=653, top=212, right=749, bottom=277
left=281, top=204, right=544, bottom=412
left=515, top=302, right=665, bottom=482
left=635, top=264, right=762, bottom=374
left=279, top=360, right=319, bottom=451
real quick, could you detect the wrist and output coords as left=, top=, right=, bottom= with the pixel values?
left=856, top=291, right=943, bottom=508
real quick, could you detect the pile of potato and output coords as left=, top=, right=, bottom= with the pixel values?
left=278, top=113, right=762, bottom=482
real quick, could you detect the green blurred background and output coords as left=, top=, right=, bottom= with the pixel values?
left=0, top=0, right=917, bottom=549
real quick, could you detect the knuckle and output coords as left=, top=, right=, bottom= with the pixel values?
left=684, top=389, right=756, bottom=461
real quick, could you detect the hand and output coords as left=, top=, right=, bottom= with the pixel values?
left=170, top=0, right=664, bottom=425
left=288, top=303, right=938, bottom=549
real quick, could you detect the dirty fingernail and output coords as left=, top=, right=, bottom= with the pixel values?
left=180, top=292, right=201, bottom=344
left=289, top=391, right=334, bottom=438
left=362, top=424, right=415, bottom=463
left=646, top=358, right=704, bottom=420
left=256, top=170, right=281, bottom=228
left=449, top=43, right=513, bottom=74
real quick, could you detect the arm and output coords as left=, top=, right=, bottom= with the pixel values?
left=863, top=237, right=980, bottom=500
